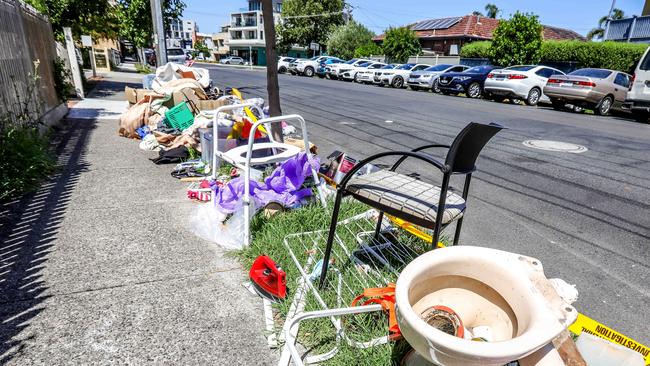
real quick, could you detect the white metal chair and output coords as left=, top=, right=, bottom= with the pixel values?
left=210, top=102, right=327, bottom=247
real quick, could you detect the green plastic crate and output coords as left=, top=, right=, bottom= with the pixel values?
left=165, top=102, right=194, bottom=130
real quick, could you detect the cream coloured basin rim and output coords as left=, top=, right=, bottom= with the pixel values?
left=395, top=246, right=577, bottom=366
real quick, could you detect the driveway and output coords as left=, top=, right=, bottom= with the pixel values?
left=205, top=64, right=650, bottom=344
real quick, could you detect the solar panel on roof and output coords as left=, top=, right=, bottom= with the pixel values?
left=411, top=17, right=462, bottom=31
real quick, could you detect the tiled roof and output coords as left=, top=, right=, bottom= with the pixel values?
left=373, top=15, right=585, bottom=42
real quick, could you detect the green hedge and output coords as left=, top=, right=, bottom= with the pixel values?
left=460, top=40, right=649, bottom=73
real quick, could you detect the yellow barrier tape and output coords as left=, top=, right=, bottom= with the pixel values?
left=569, top=313, right=649, bottom=365
left=230, top=88, right=268, bottom=134
left=386, top=215, right=445, bottom=249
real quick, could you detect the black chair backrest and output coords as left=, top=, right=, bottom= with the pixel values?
left=445, top=122, right=505, bottom=174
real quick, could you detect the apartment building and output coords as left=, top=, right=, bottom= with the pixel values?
left=227, top=0, right=282, bottom=65
left=167, top=19, right=197, bottom=49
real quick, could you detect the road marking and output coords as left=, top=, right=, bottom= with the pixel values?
left=522, top=140, right=588, bottom=153
left=385, top=120, right=393, bottom=123
left=339, top=121, right=356, bottom=125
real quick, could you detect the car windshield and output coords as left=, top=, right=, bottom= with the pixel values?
left=345, top=59, right=357, bottom=64
left=369, top=64, right=384, bottom=69
left=569, top=69, right=612, bottom=78
left=309, top=56, right=319, bottom=60
left=424, top=64, right=453, bottom=72
left=167, top=49, right=184, bottom=56
left=358, top=62, right=371, bottom=67
left=381, top=65, right=396, bottom=69
left=397, top=64, right=416, bottom=70
left=465, top=66, right=492, bottom=73
left=506, top=65, right=535, bottom=71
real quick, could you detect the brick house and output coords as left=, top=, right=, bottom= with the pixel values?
left=373, top=15, right=585, bottom=56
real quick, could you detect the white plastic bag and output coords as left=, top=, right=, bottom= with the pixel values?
left=190, top=201, right=257, bottom=250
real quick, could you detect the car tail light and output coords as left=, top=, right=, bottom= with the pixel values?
left=547, top=78, right=561, bottom=83
left=630, top=74, right=635, bottom=89
left=508, top=74, right=528, bottom=79
left=487, top=73, right=494, bottom=78
left=574, top=81, right=596, bottom=87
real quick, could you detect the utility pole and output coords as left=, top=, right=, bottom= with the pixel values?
left=261, top=0, right=283, bottom=142
left=150, top=0, right=167, bottom=66
left=604, top=0, right=616, bottom=40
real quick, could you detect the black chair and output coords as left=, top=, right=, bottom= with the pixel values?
left=318, top=122, right=505, bottom=288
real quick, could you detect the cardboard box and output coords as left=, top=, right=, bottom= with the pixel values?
left=125, top=86, right=162, bottom=105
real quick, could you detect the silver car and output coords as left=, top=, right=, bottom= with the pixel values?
left=408, top=64, right=470, bottom=92
left=166, top=48, right=187, bottom=64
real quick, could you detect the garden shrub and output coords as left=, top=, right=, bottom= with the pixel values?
left=459, top=41, right=491, bottom=58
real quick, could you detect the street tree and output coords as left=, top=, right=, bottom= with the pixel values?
left=382, top=27, right=421, bottom=64
left=587, top=8, right=625, bottom=40
left=25, top=0, right=119, bottom=41
left=326, top=21, right=375, bottom=60
left=489, top=11, right=542, bottom=66
left=262, top=0, right=283, bottom=142
left=276, top=0, right=345, bottom=53
left=116, top=0, right=186, bottom=62
left=193, top=39, right=210, bottom=57
left=354, top=42, right=383, bottom=58
left=485, top=3, right=499, bottom=18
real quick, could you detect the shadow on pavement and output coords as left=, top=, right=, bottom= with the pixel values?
left=0, top=118, right=96, bottom=364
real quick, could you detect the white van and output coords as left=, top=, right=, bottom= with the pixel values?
left=624, top=47, right=650, bottom=122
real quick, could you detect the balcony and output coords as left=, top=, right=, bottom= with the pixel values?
left=231, top=18, right=257, bottom=28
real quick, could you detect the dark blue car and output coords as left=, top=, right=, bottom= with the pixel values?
left=316, top=57, right=345, bottom=78
left=437, top=65, right=497, bottom=98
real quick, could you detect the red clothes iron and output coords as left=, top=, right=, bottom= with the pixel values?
left=249, top=255, right=287, bottom=300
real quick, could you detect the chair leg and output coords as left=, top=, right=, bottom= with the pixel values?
left=373, top=211, right=385, bottom=241
left=452, top=218, right=464, bottom=246
left=318, top=190, right=344, bottom=290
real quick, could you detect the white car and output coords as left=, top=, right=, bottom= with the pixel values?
left=341, top=61, right=386, bottom=82
left=624, top=46, right=650, bottom=122
left=484, top=65, right=565, bottom=106
left=327, top=59, right=371, bottom=80
left=220, top=56, right=245, bottom=65
left=357, top=63, right=397, bottom=84
left=408, top=64, right=470, bottom=92
left=166, top=48, right=187, bottom=64
left=291, top=56, right=328, bottom=77
left=378, top=63, right=431, bottom=88
left=277, top=56, right=295, bottom=73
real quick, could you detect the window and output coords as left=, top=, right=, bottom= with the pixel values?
left=507, top=65, right=535, bottom=72
left=614, top=73, right=630, bottom=88
left=414, top=65, right=429, bottom=71
left=450, top=66, right=468, bottom=72
left=185, top=32, right=190, bottom=39
left=248, top=31, right=255, bottom=39
left=424, top=64, right=452, bottom=72
left=640, top=50, right=650, bottom=71
left=535, top=68, right=557, bottom=78
left=569, top=69, right=612, bottom=78
left=260, top=31, right=263, bottom=40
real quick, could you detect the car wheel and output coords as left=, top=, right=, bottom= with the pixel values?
left=278, top=66, right=286, bottom=73
left=525, top=87, right=541, bottom=106
left=354, top=73, right=360, bottom=83
left=304, top=67, right=314, bottom=77
left=550, top=98, right=564, bottom=110
left=432, top=79, right=441, bottom=93
left=392, top=76, right=404, bottom=88
left=466, top=82, right=481, bottom=98
left=633, top=111, right=649, bottom=123
left=225, top=61, right=230, bottom=64
left=595, top=96, right=613, bottom=116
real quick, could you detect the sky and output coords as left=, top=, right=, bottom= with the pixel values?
left=184, top=0, right=645, bottom=36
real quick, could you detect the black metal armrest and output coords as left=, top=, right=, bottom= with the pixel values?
left=338, top=151, right=448, bottom=188
left=391, top=144, right=450, bottom=171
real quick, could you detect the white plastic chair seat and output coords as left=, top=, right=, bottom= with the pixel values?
left=222, top=142, right=302, bottom=165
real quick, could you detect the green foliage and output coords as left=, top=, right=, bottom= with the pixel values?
left=542, top=41, right=647, bottom=74
left=588, top=8, right=625, bottom=41
left=354, top=41, right=383, bottom=58
left=0, top=126, right=56, bottom=201
left=52, top=58, right=73, bottom=102
left=382, top=26, right=421, bottom=64
left=116, top=0, right=186, bottom=49
left=25, top=0, right=120, bottom=41
left=485, top=3, right=499, bottom=18
left=459, top=41, right=491, bottom=58
left=276, top=0, right=345, bottom=51
left=326, top=21, right=375, bottom=60
left=460, top=40, right=648, bottom=74
left=135, top=63, right=153, bottom=74
left=490, top=11, right=543, bottom=66
left=194, top=39, right=210, bottom=56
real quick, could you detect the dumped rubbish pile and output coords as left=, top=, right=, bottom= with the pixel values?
left=117, top=63, right=648, bottom=366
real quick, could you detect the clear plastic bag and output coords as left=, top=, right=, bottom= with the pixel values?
left=190, top=201, right=257, bottom=250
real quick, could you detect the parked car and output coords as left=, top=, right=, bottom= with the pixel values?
left=359, top=64, right=398, bottom=84
left=220, top=56, right=245, bottom=65
left=543, top=68, right=631, bottom=115
left=437, top=65, right=497, bottom=98
left=277, top=57, right=295, bottom=73
left=408, top=64, right=470, bottom=92
left=291, top=56, right=329, bottom=77
left=484, top=65, right=565, bottom=106
left=328, top=59, right=371, bottom=80
left=624, top=47, right=650, bottom=122
left=377, top=63, right=431, bottom=88
left=166, top=48, right=187, bottom=64
left=341, top=61, right=386, bottom=82
left=316, top=57, right=345, bottom=78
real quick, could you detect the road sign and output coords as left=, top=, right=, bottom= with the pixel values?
left=309, top=42, right=320, bottom=51
left=81, top=35, right=92, bottom=47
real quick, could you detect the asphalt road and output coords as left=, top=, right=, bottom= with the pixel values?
left=205, top=64, right=650, bottom=344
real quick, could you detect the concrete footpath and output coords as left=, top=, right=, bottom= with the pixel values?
left=0, top=69, right=276, bottom=364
